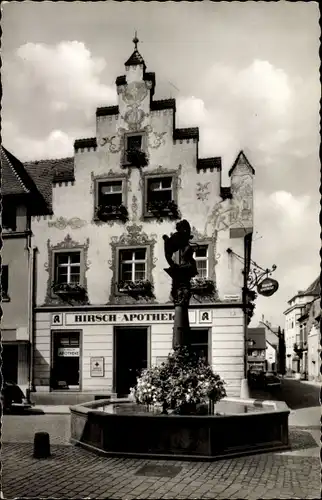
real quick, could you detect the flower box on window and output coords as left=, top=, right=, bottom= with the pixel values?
left=96, top=204, right=128, bottom=222
left=52, top=282, right=87, bottom=298
left=147, top=199, right=179, bottom=220
left=190, top=277, right=216, bottom=296
left=118, top=280, right=153, bottom=297
left=126, top=149, right=148, bottom=168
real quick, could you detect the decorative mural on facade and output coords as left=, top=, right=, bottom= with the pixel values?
left=131, top=195, right=139, bottom=220
left=196, top=182, right=210, bottom=201
left=148, top=131, right=167, bottom=149
left=48, top=217, right=87, bottom=230
left=122, top=81, right=149, bottom=105
left=43, top=234, right=90, bottom=306
left=230, top=173, right=253, bottom=226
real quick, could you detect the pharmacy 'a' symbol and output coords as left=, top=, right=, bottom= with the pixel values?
left=202, top=312, right=209, bottom=321
left=53, top=315, right=61, bottom=324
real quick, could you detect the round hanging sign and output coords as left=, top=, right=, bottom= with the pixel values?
left=257, top=277, right=279, bottom=297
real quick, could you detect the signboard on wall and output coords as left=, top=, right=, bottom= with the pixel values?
left=64, top=311, right=196, bottom=326
left=257, top=278, right=279, bottom=297
left=90, top=357, right=105, bottom=377
left=156, top=357, right=167, bottom=367
left=224, top=294, right=240, bottom=302
left=57, top=347, right=79, bottom=357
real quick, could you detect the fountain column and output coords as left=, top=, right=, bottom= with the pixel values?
left=163, top=220, right=198, bottom=349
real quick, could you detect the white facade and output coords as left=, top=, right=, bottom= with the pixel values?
left=30, top=46, right=255, bottom=398
left=284, top=293, right=316, bottom=372
left=265, top=341, right=276, bottom=372
left=307, top=323, right=320, bottom=381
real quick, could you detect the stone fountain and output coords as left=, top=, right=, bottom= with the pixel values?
left=70, top=220, right=290, bottom=460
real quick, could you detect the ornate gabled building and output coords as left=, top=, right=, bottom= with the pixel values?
left=27, top=39, right=255, bottom=398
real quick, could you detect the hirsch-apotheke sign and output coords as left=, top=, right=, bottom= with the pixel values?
left=257, top=278, right=279, bottom=297
left=63, top=311, right=196, bottom=326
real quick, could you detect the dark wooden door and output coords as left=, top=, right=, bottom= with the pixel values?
left=115, top=327, right=148, bottom=397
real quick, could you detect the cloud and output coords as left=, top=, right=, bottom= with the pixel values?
left=175, top=59, right=318, bottom=187
left=2, top=41, right=117, bottom=157
left=2, top=120, right=79, bottom=160
left=15, top=41, right=116, bottom=115
left=250, top=190, right=319, bottom=326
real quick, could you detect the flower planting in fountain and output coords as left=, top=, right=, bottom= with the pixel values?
left=130, top=345, right=226, bottom=414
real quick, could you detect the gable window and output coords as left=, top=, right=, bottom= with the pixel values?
left=1, top=265, right=9, bottom=300
left=145, top=174, right=179, bottom=219
left=126, top=134, right=142, bottom=155
left=54, top=252, right=81, bottom=285
left=95, top=178, right=128, bottom=223
left=119, top=249, right=147, bottom=283
left=2, top=205, right=16, bottom=231
left=98, top=180, right=123, bottom=206
left=194, top=245, right=208, bottom=278
left=147, top=177, right=173, bottom=204
left=124, top=133, right=147, bottom=166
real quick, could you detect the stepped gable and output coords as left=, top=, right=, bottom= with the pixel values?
left=74, top=138, right=97, bottom=151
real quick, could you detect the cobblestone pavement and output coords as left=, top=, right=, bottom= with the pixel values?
left=2, top=442, right=320, bottom=499
left=2, top=414, right=71, bottom=445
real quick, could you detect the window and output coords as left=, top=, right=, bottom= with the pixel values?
left=119, top=248, right=147, bottom=283
left=98, top=180, right=123, bottom=207
left=184, top=329, right=209, bottom=362
left=54, top=252, right=81, bottom=285
left=1, top=265, right=9, bottom=300
left=194, top=245, right=208, bottom=278
left=2, top=205, right=16, bottom=231
left=124, top=133, right=144, bottom=163
left=147, top=177, right=173, bottom=204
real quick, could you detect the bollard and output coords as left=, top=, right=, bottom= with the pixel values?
left=33, top=432, right=51, bottom=458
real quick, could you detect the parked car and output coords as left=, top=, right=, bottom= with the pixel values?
left=247, top=370, right=281, bottom=391
left=1, top=381, right=33, bottom=412
left=262, top=372, right=281, bottom=390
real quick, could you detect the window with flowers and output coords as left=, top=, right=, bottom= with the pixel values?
left=94, top=178, right=128, bottom=222
left=144, top=173, right=179, bottom=219
left=117, top=247, right=153, bottom=296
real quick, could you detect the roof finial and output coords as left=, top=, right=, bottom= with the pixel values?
left=133, top=31, right=139, bottom=51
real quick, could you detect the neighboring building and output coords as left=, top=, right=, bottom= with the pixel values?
left=27, top=40, right=255, bottom=398
left=259, top=316, right=279, bottom=372
left=307, top=297, right=321, bottom=381
left=247, top=327, right=266, bottom=372
left=296, top=280, right=320, bottom=380
left=1, top=147, right=49, bottom=394
left=284, top=277, right=320, bottom=373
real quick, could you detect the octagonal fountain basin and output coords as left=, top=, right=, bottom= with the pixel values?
left=70, top=397, right=290, bottom=461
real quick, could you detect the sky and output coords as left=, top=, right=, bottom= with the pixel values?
left=2, top=1, right=320, bottom=327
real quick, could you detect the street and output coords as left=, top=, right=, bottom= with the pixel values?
left=250, top=378, right=320, bottom=411
left=2, top=379, right=320, bottom=499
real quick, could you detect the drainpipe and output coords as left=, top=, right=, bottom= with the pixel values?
left=240, top=232, right=252, bottom=399
left=26, top=228, right=37, bottom=403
